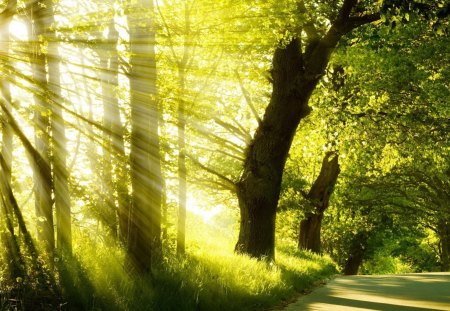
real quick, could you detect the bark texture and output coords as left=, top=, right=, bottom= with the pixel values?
left=343, top=231, right=369, bottom=275
left=235, top=0, right=373, bottom=259
left=298, top=152, right=340, bottom=253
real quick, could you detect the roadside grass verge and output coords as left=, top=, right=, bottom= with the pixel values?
left=1, top=219, right=337, bottom=310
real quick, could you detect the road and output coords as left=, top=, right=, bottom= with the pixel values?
left=284, top=273, right=450, bottom=311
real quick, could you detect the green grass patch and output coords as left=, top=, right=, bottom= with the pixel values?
left=1, top=216, right=337, bottom=310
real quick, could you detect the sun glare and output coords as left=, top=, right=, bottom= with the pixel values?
left=187, top=196, right=222, bottom=224
left=9, top=18, right=28, bottom=40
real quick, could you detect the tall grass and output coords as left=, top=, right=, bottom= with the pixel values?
left=51, top=215, right=337, bottom=311
left=1, top=212, right=337, bottom=310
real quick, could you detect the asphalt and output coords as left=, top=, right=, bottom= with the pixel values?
left=284, top=273, right=450, bottom=311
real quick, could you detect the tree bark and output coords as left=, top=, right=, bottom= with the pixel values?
left=298, top=152, right=340, bottom=253
left=235, top=0, right=379, bottom=260
left=127, top=0, right=162, bottom=274
left=343, top=231, right=369, bottom=275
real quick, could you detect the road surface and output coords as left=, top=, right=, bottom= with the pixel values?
left=284, top=273, right=450, bottom=311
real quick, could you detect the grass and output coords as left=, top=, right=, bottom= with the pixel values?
left=0, top=215, right=337, bottom=310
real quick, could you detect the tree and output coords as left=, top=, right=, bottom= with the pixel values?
left=127, top=0, right=163, bottom=273
left=29, top=0, right=56, bottom=258
left=235, top=0, right=380, bottom=259
left=99, top=13, right=129, bottom=241
left=0, top=0, right=20, bottom=280
left=46, top=0, right=73, bottom=254
left=298, top=151, right=340, bottom=253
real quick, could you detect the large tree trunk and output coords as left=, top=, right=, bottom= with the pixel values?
left=298, top=152, right=340, bottom=253
left=127, top=0, right=162, bottom=274
left=235, top=0, right=378, bottom=260
left=235, top=39, right=313, bottom=259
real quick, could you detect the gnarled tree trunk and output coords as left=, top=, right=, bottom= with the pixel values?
left=298, top=152, right=340, bottom=253
left=235, top=0, right=378, bottom=259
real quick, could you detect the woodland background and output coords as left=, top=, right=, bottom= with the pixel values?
left=0, top=0, right=448, bottom=310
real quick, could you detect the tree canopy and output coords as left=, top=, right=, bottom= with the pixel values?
left=0, top=0, right=448, bottom=309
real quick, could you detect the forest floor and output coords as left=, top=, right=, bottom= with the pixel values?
left=282, top=272, right=450, bottom=311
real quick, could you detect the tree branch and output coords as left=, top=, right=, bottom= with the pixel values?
left=235, top=70, right=262, bottom=125
left=185, top=153, right=237, bottom=193
left=348, top=12, right=381, bottom=29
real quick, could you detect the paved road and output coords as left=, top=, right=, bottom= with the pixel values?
left=284, top=273, right=450, bottom=311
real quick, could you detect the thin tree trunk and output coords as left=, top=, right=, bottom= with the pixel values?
left=29, top=2, right=55, bottom=258
left=127, top=0, right=162, bottom=273
left=438, top=218, right=450, bottom=271
left=176, top=80, right=187, bottom=255
left=45, top=0, right=72, bottom=254
left=298, top=152, right=340, bottom=253
left=106, top=20, right=129, bottom=244
left=176, top=22, right=190, bottom=254
left=235, top=1, right=379, bottom=259
left=0, top=0, right=20, bottom=279
left=99, top=20, right=123, bottom=240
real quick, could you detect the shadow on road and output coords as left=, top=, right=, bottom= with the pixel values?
left=284, top=273, right=450, bottom=311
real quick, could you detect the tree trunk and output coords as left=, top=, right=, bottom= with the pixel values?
left=437, top=219, right=450, bottom=271
left=343, top=231, right=369, bottom=275
left=0, top=0, right=20, bottom=279
left=235, top=39, right=312, bottom=259
left=176, top=77, right=187, bottom=256
left=298, top=214, right=324, bottom=253
left=235, top=0, right=377, bottom=260
left=127, top=0, right=162, bottom=274
left=298, top=152, right=340, bottom=253
left=29, top=1, right=55, bottom=258
left=44, top=0, right=72, bottom=254
left=100, top=20, right=123, bottom=240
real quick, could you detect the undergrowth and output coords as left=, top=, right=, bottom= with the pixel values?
left=1, top=218, right=337, bottom=311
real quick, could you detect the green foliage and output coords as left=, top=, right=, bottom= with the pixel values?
left=361, top=251, right=413, bottom=275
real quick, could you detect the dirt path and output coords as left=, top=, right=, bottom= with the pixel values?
left=284, top=273, right=450, bottom=311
